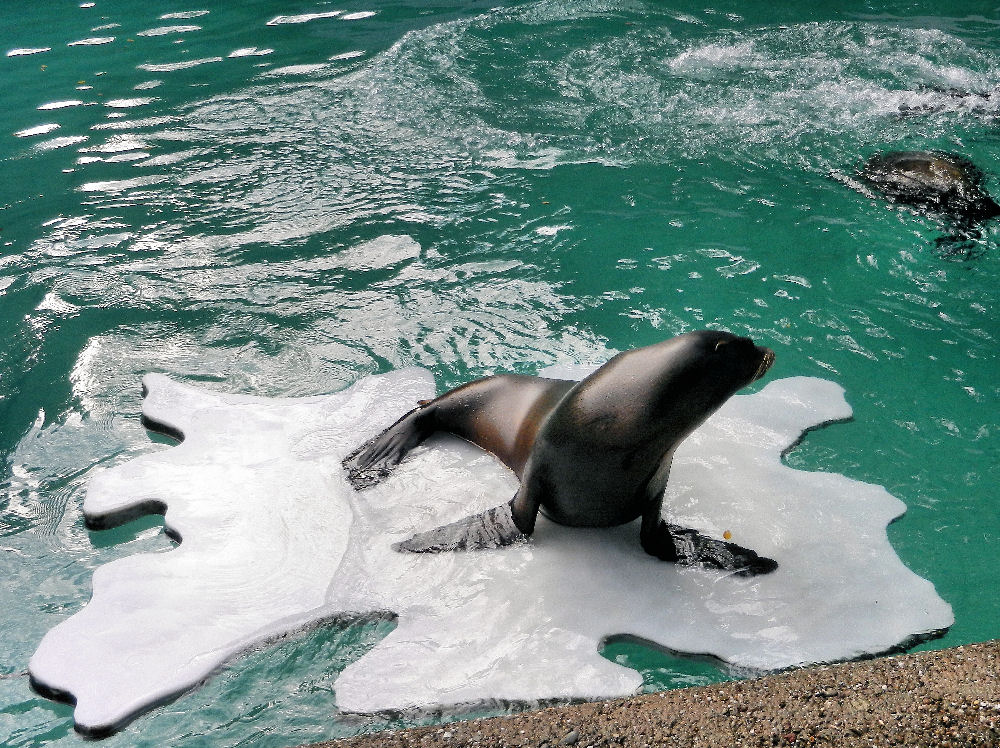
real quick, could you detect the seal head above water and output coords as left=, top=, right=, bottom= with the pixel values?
left=858, top=150, right=1000, bottom=225
left=343, top=330, right=777, bottom=576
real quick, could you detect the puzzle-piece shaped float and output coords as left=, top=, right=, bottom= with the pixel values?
left=29, top=369, right=953, bottom=736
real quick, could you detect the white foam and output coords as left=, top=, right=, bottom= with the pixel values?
left=15, top=123, right=60, bottom=138
left=135, top=148, right=203, bottom=167
left=266, top=11, right=343, bottom=25
left=136, top=25, right=201, bottom=37
left=29, top=370, right=952, bottom=734
left=104, top=151, right=151, bottom=163
left=68, top=37, right=115, bottom=46
left=137, top=57, right=222, bottom=72
left=78, top=175, right=167, bottom=193
left=89, top=115, right=176, bottom=131
left=104, top=97, right=155, bottom=108
left=7, top=47, right=51, bottom=57
left=262, top=63, right=330, bottom=77
left=159, top=11, right=209, bottom=19
left=37, top=100, right=86, bottom=110
left=329, top=50, right=365, bottom=61
left=36, top=292, right=80, bottom=315
left=229, top=47, right=273, bottom=58
left=335, top=235, right=421, bottom=270
left=80, top=134, right=151, bottom=153
left=668, top=41, right=759, bottom=79
left=35, top=135, right=89, bottom=151
left=536, top=224, right=573, bottom=236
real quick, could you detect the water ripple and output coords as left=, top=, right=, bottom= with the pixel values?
left=68, top=37, right=116, bottom=46
left=136, top=25, right=202, bottom=37
left=138, top=57, right=222, bottom=72
left=267, top=11, right=344, bottom=26
left=7, top=47, right=50, bottom=56
left=14, top=123, right=60, bottom=137
left=2, top=2, right=999, bottom=745
left=160, top=11, right=209, bottom=20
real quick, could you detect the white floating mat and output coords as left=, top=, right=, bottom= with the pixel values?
left=29, top=370, right=953, bottom=735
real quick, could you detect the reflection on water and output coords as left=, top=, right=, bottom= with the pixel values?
left=1, top=0, right=999, bottom=745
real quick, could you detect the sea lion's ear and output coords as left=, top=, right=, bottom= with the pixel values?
left=714, top=339, right=729, bottom=352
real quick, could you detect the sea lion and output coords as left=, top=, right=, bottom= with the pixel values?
left=343, top=330, right=778, bottom=576
left=857, top=150, right=1000, bottom=225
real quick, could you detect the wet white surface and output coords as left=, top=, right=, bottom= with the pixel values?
left=29, top=370, right=952, bottom=733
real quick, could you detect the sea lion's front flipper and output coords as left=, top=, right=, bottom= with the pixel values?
left=394, top=500, right=526, bottom=553
left=343, top=406, right=432, bottom=490
left=638, top=451, right=776, bottom=576
left=639, top=451, right=676, bottom=560
left=666, top=524, right=778, bottom=577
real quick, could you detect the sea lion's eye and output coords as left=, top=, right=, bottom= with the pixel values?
left=714, top=339, right=729, bottom=352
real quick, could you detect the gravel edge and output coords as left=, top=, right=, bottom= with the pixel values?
left=309, top=640, right=1000, bottom=747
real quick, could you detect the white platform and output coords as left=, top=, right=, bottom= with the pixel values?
left=29, top=369, right=953, bottom=735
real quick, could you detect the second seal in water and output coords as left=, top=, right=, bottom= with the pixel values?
left=859, top=150, right=1000, bottom=225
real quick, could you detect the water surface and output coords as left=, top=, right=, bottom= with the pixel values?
left=2, top=1, right=998, bottom=745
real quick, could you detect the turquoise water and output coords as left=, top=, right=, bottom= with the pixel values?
left=2, top=0, right=999, bottom=745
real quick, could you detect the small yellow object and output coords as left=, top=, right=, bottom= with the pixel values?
left=723, top=530, right=732, bottom=540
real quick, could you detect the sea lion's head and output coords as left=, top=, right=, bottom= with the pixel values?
left=641, top=330, right=775, bottom=435
left=686, top=329, right=775, bottom=387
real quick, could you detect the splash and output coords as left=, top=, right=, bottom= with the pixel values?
left=29, top=369, right=951, bottom=736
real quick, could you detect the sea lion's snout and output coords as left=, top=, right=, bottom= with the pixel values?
left=752, top=347, right=775, bottom=382
left=706, top=333, right=775, bottom=384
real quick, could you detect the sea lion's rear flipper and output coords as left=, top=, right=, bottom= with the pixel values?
left=394, top=500, right=526, bottom=553
left=666, top=523, right=777, bottom=577
left=344, top=374, right=575, bottom=491
left=342, top=406, right=432, bottom=490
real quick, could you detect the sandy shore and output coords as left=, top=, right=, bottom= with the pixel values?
left=313, top=641, right=1000, bottom=747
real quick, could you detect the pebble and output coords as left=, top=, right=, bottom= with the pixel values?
left=559, top=729, right=579, bottom=745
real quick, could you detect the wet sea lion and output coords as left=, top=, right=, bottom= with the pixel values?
left=343, top=330, right=778, bottom=576
left=858, top=150, right=1000, bottom=226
